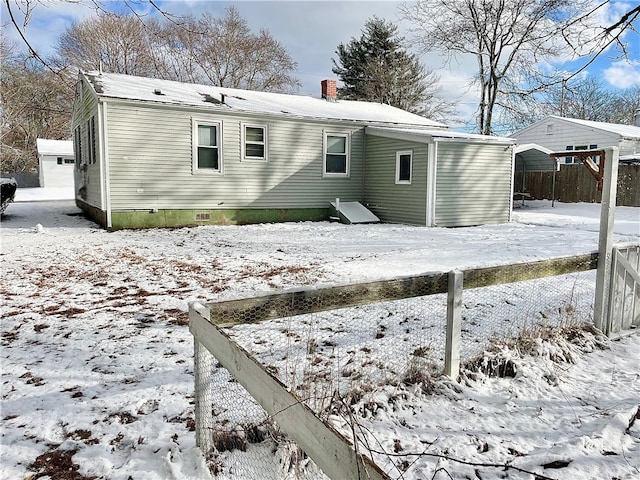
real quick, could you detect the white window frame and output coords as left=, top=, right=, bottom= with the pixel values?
left=88, top=116, right=97, bottom=165
left=395, top=150, right=413, bottom=184
left=323, top=132, right=350, bottom=178
left=192, top=118, right=223, bottom=174
left=74, top=125, right=83, bottom=167
left=241, top=123, right=268, bottom=162
left=564, top=145, right=574, bottom=164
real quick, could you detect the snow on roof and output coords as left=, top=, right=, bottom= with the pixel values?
left=549, top=116, right=640, bottom=138
left=36, top=138, right=74, bottom=156
left=366, top=126, right=515, bottom=144
left=514, top=143, right=553, bottom=155
left=82, top=71, right=449, bottom=129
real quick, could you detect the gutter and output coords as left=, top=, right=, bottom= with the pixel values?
left=100, top=101, right=112, bottom=229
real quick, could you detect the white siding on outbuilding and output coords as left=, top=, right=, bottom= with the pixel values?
left=512, top=116, right=640, bottom=161
left=36, top=139, right=74, bottom=189
left=514, top=119, right=618, bottom=156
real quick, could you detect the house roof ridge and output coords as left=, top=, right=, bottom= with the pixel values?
left=547, top=115, right=640, bottom=138
left=80, top=70, right=449, bottom=129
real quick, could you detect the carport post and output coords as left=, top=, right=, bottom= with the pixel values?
left=551, top=160, right=558, bottom=207
left=593, top=147, right=619, bottom=334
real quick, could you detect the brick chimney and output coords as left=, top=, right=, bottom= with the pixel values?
left=321, top=79, right=337, bottom=102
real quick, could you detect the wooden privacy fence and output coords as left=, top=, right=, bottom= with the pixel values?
left=514, top=164, right=640, bottom=206
left=189, top=252, right=603, bottom=479
left=606, top=244, right=640, bottom=334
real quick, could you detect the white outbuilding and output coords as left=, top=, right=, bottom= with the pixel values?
left=36, top=138, right=75, bottom=189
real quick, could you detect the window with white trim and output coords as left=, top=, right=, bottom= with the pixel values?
left=589, top=144, right=600, bottom=164
left=88, top=116, right=97, bottom=164
left=74, top=126, right=82, bottom=167
left=242, top=124, right=267, bottom=161
left=395, top=150, right=412, bottom=184
left=192, top=120, right=222, bottom=173
left=564, top=144, right=599, bottom=165
left=564, top=145, right=574, bottom=164
left=323, top=132, right=350, bottom=177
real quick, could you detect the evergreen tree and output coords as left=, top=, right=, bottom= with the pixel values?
left=332, top=16, right=449, bottom=118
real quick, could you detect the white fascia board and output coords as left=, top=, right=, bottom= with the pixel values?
left=514, top=143, right=553, bottom=155
left=434, top=136, right=515, bottom=145
left=366, top=126, right=515, bottom=145
left=365, top=126, right=434, bottom=144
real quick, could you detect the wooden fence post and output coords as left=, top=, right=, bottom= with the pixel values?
left=445, top=270, right=463, bottom=379
left=191, top=302, right=213, bottom=455
left=594, top=147, right=619, bottom=335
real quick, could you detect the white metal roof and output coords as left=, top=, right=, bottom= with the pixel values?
left=543, top=116, right=640, bottom=138
left=82, top=71, right=450, bottom=129
left=36, top=138, right=74, bottom=156
left=514, top=143, right=558, bottom=172
left=514, top=143, right=553, bottom=155
left=366, top=126, right=515, bottom=144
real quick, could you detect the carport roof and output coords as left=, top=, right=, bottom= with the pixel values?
left=365, top=126, right=515, bottom=144
left=514, top=143, right=558, bottom=172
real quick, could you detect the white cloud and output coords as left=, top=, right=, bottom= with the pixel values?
left=603, top=60, right=640, bottom=89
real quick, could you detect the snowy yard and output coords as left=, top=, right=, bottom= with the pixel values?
left=1, top=193, right=639, bottom=479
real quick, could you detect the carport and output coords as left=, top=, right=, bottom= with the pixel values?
left=514, top=144, right=559, bottom=206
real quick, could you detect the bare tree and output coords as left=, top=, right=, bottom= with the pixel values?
left=53, top=6, right=299, bottom=92
left=557, top=2, right=640, bottom=83
left=498, top=76, right=640, bottom=133
left=544, top=77, right=639, bottom=124
left=57, top=12, right=158, bottom=75
left=2, top=0, right=185, bottom=72
left=155, top=7, right=299, bottom=92
left=400, top=0, right=637, bottom=135
left=1, top=36, right=75, bottom=173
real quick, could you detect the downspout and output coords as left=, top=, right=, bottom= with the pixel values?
left=426, top=141, right=438, bottom=226
left=362, top=128, right=367, bottom=203
left=508, top=145, right=516, bottom=221
left=38, top=154, right=44, bottom=187
left=521, top=163, right=526, bottom=207
left=101, top=102, right=112, bottom=229
left=551, top=159, right=556, bottom=207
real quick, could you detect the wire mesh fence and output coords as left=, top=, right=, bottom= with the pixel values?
left=192, top=331, right=331, bottom=480
left=191, top=253, right=604, bottom=479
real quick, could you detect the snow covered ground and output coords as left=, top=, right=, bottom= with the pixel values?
left=1, top=193, right=639, bottom=480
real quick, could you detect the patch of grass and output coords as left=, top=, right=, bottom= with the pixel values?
left=26, top=447, right=97, bottom=480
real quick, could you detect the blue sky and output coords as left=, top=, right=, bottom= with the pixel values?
left=3, top=0, right=639, bottom=128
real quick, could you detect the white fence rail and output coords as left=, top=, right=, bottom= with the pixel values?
left=606, top=245, right=640, bottom=334
left=189, top=253, right=601, bottom=478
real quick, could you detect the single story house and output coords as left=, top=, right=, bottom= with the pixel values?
left=511, top=115, right=640, bottom=165
left=36, top=138, right=75, bottom=188
left=72, top=71, right=516, bottom=230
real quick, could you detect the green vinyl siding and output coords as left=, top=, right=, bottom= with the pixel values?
left=364, top=135, right=428, bottom=225
left=71, top=81, right=103, bottom=209
left=435, top=142, right=513, bottom=227
left=104, top=103, right=363, bottom=211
